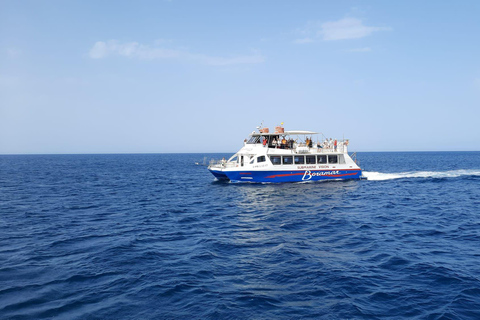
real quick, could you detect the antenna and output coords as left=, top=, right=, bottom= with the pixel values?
left=257, top=120, right=264, bottom=130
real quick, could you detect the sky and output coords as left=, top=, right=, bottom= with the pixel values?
left=1, top=0, right=480, bottom=154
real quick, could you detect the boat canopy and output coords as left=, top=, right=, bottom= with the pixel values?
left=250, top=130, right=319, bottom=136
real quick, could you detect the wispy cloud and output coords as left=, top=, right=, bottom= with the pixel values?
left=345, top=47, right=372, bottom=53
left=294, top=17, right=390, bottom=43
left=320, top=18, right=390, bottom=41
left=88, top=40, right=265, bottom=66
left=4, top=47, right=22, bottom=58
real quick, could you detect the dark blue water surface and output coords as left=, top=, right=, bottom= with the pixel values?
left=1, top=152, right=480, bottom=319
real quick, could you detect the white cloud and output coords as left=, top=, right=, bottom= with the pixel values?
left=192, top=51, right=264, bottom=66
left=320, top=18, right=390, bottom=41
left=293, top=17, right=390, bottom=44
left=88, top=40, right=265, bottom=66
left=89, top=41, right=108, bottom=59
left=346, top=47, right=372, bottom=52
left=5, top=47, right=22, bottom=58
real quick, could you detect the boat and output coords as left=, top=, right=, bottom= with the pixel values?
left=208, top=124, right=363, bottom=183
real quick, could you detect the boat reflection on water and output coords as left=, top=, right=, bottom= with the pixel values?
left=232, top=180, right=360, bottom=215
left=212, top=180, right=363, bottom=278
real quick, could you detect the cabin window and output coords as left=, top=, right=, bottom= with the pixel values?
left=257, top=156, right=266, bottom=163
left=270, top=156, right=281, bottom=165
left=247, top=136, right=261, bottom=144
left=306, top=155, right=316, bottom=164
left=294, top=156, right=305, bottom=164
left=283, top=156, right=293, bottom=165
left=317, top=155, right=327, bottom=164
left=338, top=155, right=346, bottom=164
left=328, top=155, right=338, bottom=164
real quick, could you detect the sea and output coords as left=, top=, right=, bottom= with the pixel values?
left=1, top=152, right=480, bottom=319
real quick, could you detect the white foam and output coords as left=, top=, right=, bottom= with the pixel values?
left=363, top=169, right=480, bottom=181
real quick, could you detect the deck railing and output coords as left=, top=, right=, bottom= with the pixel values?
left=268, top=142, right=348, bottom=154
left=208, top=160, right=238, bottom=169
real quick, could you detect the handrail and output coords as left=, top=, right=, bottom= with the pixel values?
left=267, top=142, right=348, bottom=153
left=208, top=160, right=238, bottom=169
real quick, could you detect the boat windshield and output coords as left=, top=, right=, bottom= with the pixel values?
left=247, top=136, right=261, bottom=144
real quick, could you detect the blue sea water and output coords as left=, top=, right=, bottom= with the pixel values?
left=1, top=152, right=480, bottom=319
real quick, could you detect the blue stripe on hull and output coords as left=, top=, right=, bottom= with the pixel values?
left=210, top=169, right=362, bottom=183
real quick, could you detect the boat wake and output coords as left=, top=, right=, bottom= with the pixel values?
left=363, top=169, right=480, bottom=181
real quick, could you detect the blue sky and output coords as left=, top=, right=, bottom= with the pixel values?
left=1, top=0, right=479, bottom=154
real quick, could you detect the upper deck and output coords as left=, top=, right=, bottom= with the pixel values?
left=245, top=127, right=349, bottom=154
